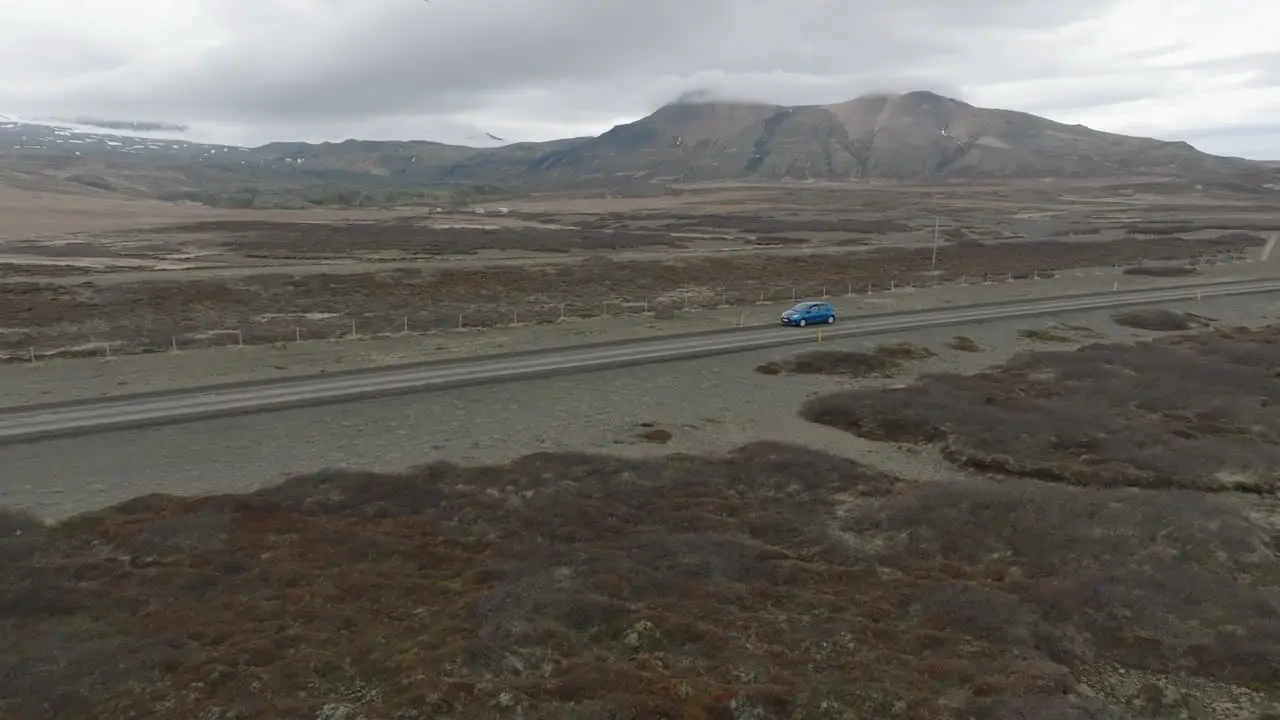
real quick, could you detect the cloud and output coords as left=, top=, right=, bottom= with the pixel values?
left=0, top=0, right=1277, bottom=157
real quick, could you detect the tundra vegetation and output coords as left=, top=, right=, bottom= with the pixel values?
left=5, top=325, right=1280, bottom=718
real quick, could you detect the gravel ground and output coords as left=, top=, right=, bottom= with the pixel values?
left=4, top=291, right=1279, bottom=520
left=3, top=256, right=1274, bottom=408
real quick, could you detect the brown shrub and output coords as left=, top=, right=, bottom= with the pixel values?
left=744, top=236, right=807, bottom=246
left=842, top=477, right=1280, bottom=684
left=0, top=507, right=48, bottom=570
left=638, top=427, right=674, bottom=444
left=946, top=336, right=982, bottom=352
left=1111, top=309, right=1209, bottom=332
left=5, top=442, right=1277, bottom=717
left=754, top=361, right=783, bottom=375
left=0, top=507, right=44, bottom=537
left=801, top=325, right=1280, bottom=492
left=874, top=342, right=937, bottom=361
left=779, top=350, right=898, bottom=377
left=1018, top=327, right=1075, bottom=343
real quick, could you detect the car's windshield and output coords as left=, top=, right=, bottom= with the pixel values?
left=790, top=303, right=815, bottom=311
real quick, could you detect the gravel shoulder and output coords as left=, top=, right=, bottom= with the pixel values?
left=3, top=257, right=1274, bottom=408
left=4, top=290, right=1279, bottom=521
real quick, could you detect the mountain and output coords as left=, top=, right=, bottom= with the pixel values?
left=2, top=91, right=1275, bottom=207
left=526, top=91, right=1268, bottom=186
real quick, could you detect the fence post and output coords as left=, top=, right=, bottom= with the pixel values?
left=684, top=295, right=690, bottom=310
left=759, top=290, right=765, bottom=303
left=403, top=316, right=409, bottom=334
left=821, top=285, right=827, bottom=298
left=1033, top=269, right=1039, bottom=280
left=28, top=347, right=34, bottom=364
left=867, top=282, right=872, bottom=294
left=237, top=330, right=243, bottom=347
left=643, top=299, right=649, bottom=313
left=603, top=301, right=609, bottom=317
left=560, top=303, right=567, bottom=320
left=458, top=312, right=466, bottom=329
left=511, top=309, right=518, bottom=325
left=351, top=319, right=357, bottom=338
left=721, top=291, right=727, bottom=307
left=791, top=288, right=796, bottom=301
left=104, top=342, right=110, bottom=358
left=171, top=336, right=178, bottom=353
left=890, top=280, right=896, bottom=291
left=847, top=281, right=853, bottom=296
left=295, top=327, right=301, bottom=343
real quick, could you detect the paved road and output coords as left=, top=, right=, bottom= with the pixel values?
left=3, top=277, right=1278, bottom=444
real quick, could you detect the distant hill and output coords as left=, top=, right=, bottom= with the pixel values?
left=1, top=91, right=1275, bottom=207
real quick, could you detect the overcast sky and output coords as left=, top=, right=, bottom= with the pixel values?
left=2, top=0, right=1278, bottom=158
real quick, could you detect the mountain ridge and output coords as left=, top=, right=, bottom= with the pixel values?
left=2, top=91, right=1276, bottom=207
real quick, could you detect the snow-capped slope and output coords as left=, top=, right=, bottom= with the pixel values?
left=0, top=114, right=250, bottom=160
left=0, top=113, right=561, bottom=193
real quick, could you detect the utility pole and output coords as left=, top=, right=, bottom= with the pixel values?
left=931, top=217, right=940, bottom=271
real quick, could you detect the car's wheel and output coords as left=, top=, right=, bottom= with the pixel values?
left=826, top=315, right=835, bottom=324
left=798, top=318, right=806, bottom=327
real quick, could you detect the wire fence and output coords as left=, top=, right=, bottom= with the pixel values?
left=3, top=249, right=1260, bottom=363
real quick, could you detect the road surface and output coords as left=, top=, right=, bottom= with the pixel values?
left=2, top=277, right=1278, bottom=444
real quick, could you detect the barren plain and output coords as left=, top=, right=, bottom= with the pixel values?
left=4, top=180, right=1280, bottom=719
left=1, top=179, right=1275, bottom=364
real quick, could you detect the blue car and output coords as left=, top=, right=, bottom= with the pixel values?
left=780, top=301, right=837, bottom=327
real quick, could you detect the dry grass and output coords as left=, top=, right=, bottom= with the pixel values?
left=0, top=187, right=418, bottom=240
left=657, top=214, right=912, bottom=235
left=0, top=233, right=1262, bottom=359
left=1125, top=222, right=1280, bottom=236
left=149, top=219, right=687, bottom=258
left=2, top=441, right=1276, bottom=718
left=1123, top=265, right=1200, bottom=277
left=802, top=325, right=1280, bottom=492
